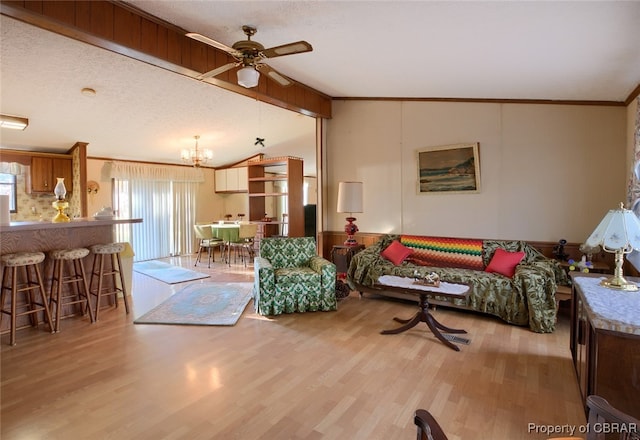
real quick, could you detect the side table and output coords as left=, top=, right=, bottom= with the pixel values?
left=555, top=260, right=611, bottom=314
left=331, top=244, right=365, bottom=299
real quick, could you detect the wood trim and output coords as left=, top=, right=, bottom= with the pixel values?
left=0, top=0, right=332, bottom=119
left=333, top=96, right=626, bottom=107
left=624, top=83, right=640, bottom=106
left=0, top=149, right=73, bottom=162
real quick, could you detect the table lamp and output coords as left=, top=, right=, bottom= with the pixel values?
left=337, top=181, right=363, bottom=246
left=584, top=202, right=640, bottom=291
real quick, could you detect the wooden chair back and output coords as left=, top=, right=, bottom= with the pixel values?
left=586, top=395, right=639, bottom=440
left=414, top=409, right=448, bottom=440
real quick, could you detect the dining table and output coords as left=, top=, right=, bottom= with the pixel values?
left=210, top=223, right=240, bottom=264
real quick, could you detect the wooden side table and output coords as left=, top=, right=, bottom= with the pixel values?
left=331, top=244, right=365, bottom=299
left=555, top=260, right=611, bottom=315
left=331, top=244, right=365, bottom=274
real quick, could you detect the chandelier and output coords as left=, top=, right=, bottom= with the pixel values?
left=181, top=135, right=213, bottom=167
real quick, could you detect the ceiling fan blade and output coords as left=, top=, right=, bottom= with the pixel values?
left=197, top=62, right=240, bottom=80
left=256, top=64, right=293, bottom=87
left=186, top=32, right=242, bottom=57
left=261, top=41, right=312, bottom=58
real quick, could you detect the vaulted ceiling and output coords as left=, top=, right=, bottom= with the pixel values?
left=1, top=1, right=639, bottom=175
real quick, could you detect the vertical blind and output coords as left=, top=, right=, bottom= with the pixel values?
left=108, top=161, right=203, bottom=262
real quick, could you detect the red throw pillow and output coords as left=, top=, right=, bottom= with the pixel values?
left=485, top=248, right=525, bottom=278
left=381, top=240, right=413, bottom=266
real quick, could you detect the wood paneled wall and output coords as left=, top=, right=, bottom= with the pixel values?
left=0, top=0, right=332, bottom=119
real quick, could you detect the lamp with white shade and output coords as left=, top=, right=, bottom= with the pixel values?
left=337, top=181, right=363, bottom=246
left=584, top=202, right=640, bottom=291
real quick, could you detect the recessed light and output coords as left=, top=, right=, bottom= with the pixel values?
left=81, top=87, right=96, bottom=96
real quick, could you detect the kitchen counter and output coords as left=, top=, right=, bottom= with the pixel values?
left=0, top=218, right=142, bottom=254
left=0, top=217, right=142, bottom=232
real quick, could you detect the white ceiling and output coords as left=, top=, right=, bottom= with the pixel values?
left=1, top=1, right=640, bottom=174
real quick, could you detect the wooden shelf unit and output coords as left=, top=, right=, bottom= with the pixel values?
left=247, top=157, right=304, bottom=237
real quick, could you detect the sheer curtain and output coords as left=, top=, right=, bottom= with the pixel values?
left=626, top=98, right=640, bottom=271
left=108, top=161, right=203, bottom=262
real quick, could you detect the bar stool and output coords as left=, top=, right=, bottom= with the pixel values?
left=0, top=251, right=54, bottom=345
left=49, top=248, right=95, bottom=332
left=88, top=243, right=130, bottom=320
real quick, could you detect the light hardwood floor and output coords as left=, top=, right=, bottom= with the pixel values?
left=1, top=254, right=586, bottom=439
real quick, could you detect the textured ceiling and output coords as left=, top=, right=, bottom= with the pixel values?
left=1, top=1, right=639, bottom=174
left=126, top=0, right=640, bottom=101
left=0, top=15, right=317, bottom=174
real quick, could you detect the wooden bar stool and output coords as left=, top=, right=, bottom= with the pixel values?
left=0, top=251, right=54, bottom=345
left=88, top=243, right=130, bottom=320
left=49, top=248, right=95, bottom=332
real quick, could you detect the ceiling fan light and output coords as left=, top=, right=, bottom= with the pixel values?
left=237, top=66, right=259, bottom=88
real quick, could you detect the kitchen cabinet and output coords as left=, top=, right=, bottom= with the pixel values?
left=215, top=167, right=247, bottom=193
left=28, top=156, right=73, bottom=194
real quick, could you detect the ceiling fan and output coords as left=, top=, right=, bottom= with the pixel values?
left=186, top=25, right=312, bottom=88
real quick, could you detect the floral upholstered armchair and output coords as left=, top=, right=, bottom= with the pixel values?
left=254, top=237, right=337, bottom=315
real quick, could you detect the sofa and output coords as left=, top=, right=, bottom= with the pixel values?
left=254, top=237, right=337, bottom=315
left=347, top=234, right=567, bottom=333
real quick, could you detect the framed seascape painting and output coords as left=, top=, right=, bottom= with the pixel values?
left=417, top=143, right=481, bottom=194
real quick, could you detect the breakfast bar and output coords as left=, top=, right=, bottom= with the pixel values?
left=0, top=218, right=142, bottom=254
left=0, top=218, right=142, bottom=337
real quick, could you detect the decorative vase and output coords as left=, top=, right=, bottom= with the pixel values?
left=54, top=177, right=67, bottom=201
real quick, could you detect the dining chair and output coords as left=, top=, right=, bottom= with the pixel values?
left=229, top=223, right=258, bottom=267
left=585, top=395, right=639, bottom=440
left=193, top=224, right=223, bottom=268
left=281, top=213, right=288, bottom=237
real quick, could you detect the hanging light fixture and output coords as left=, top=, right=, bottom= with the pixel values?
left=237, top=66, right=260, bottom=88
left=181, top=135, right=213, bottom=167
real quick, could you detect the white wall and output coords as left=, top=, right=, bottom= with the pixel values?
left=326, top=100, right=627, bottom=243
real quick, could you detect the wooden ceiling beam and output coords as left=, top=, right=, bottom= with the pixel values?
left=0, top=0, right=332, bottom=119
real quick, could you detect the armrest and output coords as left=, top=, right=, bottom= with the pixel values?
left=309, top=256, right=337, bottom=288
left=513, top=263, right=558, bottom=332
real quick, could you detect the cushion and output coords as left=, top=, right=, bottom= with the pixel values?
left=485, top=248, right=525, bottom=277
left=381, top=240, right=413, bottom=266
left=402, top=235, right=484, bottom=270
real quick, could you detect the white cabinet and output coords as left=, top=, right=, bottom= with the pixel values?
left=215, top=167, right=247, bottom=193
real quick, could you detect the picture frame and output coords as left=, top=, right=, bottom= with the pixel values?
left=417, top=142, right=480, bottom=194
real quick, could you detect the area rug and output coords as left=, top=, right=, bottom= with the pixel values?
left=134, top=282, right=254, bottom=326
left=133, top=260, right=209, bottom=284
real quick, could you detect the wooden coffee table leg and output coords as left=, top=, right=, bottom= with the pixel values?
left=429, top=313, right=467, bottom=334
left=380, top=312, right=421, bottom=334
left=424, top=313, right=461, bottom=352
left=381, top=292, right=467, bottom=351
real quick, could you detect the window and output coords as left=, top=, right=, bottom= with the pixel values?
left=0, top=173, right=17, bottom=213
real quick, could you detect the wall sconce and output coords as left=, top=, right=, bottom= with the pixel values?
left=0, top=114, right=28, bottom=130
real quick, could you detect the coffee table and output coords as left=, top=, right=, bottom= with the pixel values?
left=376, top=275, right=470, bottom=351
